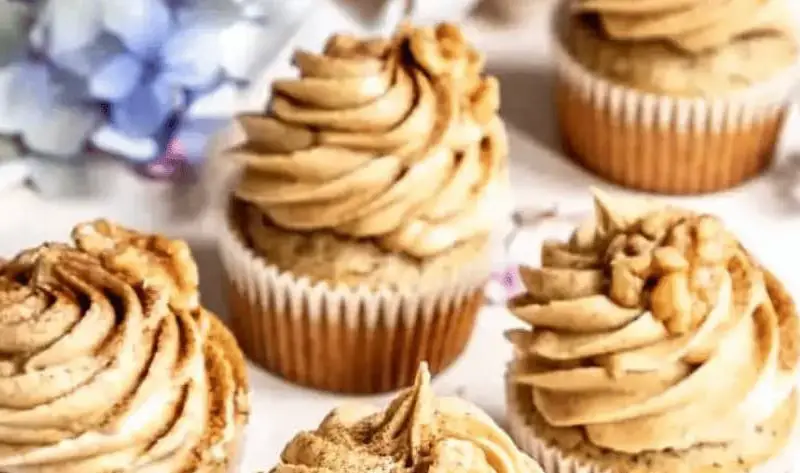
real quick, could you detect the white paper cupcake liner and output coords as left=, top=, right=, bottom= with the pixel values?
left=506, top=369, right=800, bottom=473
left=218, top=216, right=492, bottom=393
left=551, top=8, right=800, bottom=194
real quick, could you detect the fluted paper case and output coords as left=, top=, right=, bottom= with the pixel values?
left=218, top=216, right=491, bottom=394
left=552, top=7, right=800, bottom=195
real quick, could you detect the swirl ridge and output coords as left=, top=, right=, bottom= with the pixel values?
left=232, top=23, right=508, bottom=258
left=0, top=220, right=249, bottom=472
left=271, top=364, right=540, bottom=473
left=508, top=191, right=799, bottom=454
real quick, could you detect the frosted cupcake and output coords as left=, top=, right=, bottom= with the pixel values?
left=506, top=191, right=800, bottom=473
left=554, top=0, right=800, bottom=194
left=270, top=363, right=543, bottom=473
left=220, top=22, right=509, bottom=393
left=0, top=221, right=249, bottom=473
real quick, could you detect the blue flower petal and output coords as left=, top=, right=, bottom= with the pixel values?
left=21, top=97, right=101, bottom=157
left=89, top=53, right=143, bottom=101
left=173, top=117, right=225, bottom=162
left=186, top=73, right=224, bottom=98
left=49, top=67, right=91, bottom=103
left=0, top=61, right=54, bottom=135
left=110, top=76, right=180, bottom=138
left=49, top=33, right=128, bottom=77
left=102, top=0, right=173, bottom=58
left=160, top=25, right=222, bottom=89
left=36, top=0, right=104, bottom=56
left=91, top=124, right=160, bottom=161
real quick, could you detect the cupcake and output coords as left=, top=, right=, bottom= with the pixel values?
left=554, top=0, right=800, bottom=194
left=270, top=363, right=543, bottom=473
left=505, top=190, right=800, bottom=473
left=220, top=22, right=509, bottom=393
left=0, top=221, right=249, bottom=472
left=484, top=0, right=541, bottom=24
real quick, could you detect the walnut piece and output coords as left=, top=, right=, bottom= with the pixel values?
left=606, top=213, right=735, bottom=335
left=470, top=77, right=499, bottom=126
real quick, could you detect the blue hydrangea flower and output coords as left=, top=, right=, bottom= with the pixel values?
left=0, top=0, right=311, bottom=179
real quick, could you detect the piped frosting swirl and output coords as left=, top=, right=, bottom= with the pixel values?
left=572, top=0, right=797, bottom=53
left=231, top=22, right=508, bottom=259
left=508, top=191, right=800, bottom=453
left=0, top=221, right=249, bottom=472
left=271, top=364, right=540, bottom=473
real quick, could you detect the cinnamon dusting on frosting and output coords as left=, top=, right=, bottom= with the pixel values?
left=231, top=22, right=508, bottom=259
left=508, top=190, right=800, bottom=454
left=0, top=220, right=249, bottom=472
left=270, top=364, right=541, bottom=473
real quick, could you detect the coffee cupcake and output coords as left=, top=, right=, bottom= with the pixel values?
left=270, top=363, right=543, bottom=473
left=220, top=22, right=509, bottom=393
left=0, top=221, right=249, bottom=472
left=554, top=0, right=800, bottom=194
left=506, top=191, right=800, bottom=473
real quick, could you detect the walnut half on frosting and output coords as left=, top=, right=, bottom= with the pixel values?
left=507, top=190, right=800, bottom=454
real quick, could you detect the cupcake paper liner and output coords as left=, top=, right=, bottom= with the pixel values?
left=506, top=370, right=800, bottom=473
left=552, top=20, right=800, bottom=195
left=218, top=219, right=492, bottom=394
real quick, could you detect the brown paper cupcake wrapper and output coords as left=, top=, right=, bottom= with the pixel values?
left=506, top=370, right=800, bottom=473
left=218, top=219, right=492, bottom=394
left=553, top=27, right=800, bottom=194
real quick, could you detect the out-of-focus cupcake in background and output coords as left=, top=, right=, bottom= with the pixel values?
left=219, top=21, right=512, bottom=394
left=480, top=0, right=542, bottom=24
left=554, top=0, right=800, bottom=195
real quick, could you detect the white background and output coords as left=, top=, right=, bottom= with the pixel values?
left=1, top=0, right=800, bottom=470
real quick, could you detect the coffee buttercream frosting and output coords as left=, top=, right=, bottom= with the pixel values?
left=0, top=220, right=249, bottom=472
left=572, top=0, right=796, bottom=53
left=270, top=364, right=541, bottom=473
left=508, top=190, right=800, bottom=453
left=231, top=22, right=508, bottom=258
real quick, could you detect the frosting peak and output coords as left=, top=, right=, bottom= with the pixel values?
left=231, top=23, right=508, bottom=258
left=572, top=0, right=796, bottom=53
left=71, top=219, right=199, bottom=311
left=272, top=364, right=541, bottom=473
left=508, top=191, right=799, bottom=453
left=0, top=220, right=248, bottom=472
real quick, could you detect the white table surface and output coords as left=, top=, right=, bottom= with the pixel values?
left=1, top=1, right=800, bottom=470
